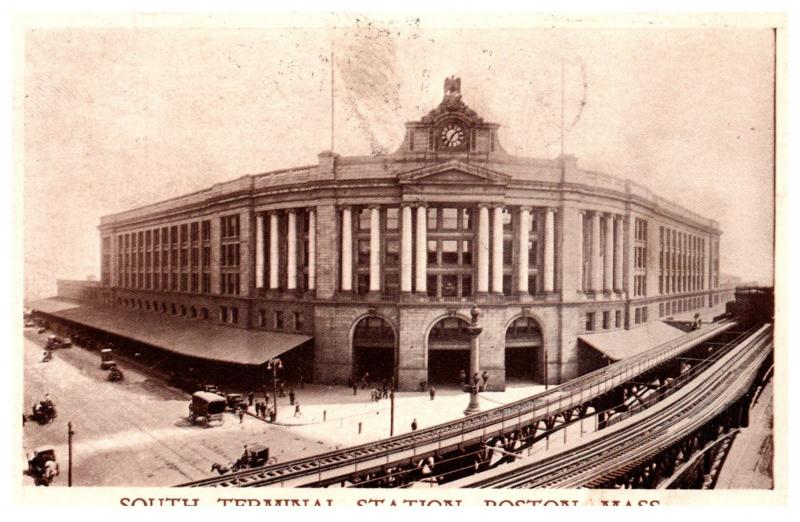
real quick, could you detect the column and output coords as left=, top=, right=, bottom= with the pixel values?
left=517, top=207, right=531, bottom=293
left=613, top=216, right=623, bottom=293
left=340, top=207, right=352, bottom=292
left=415, top=205, right=427, bottom=293
left=477, top=204, right=490, bottom=293
left=590, top=212, right=601, bottom=292
left=603, top=213, right=613, bottom=292
left=369, top=206, right=381, bottom=292
left=307, top=208, right=316, bottom=291
left=286, top=209, right=297, bottom=290
left=491, top=205, right=504, bottom=294
left=401, top=205, right=413, bottom=293
left=544, top=208, right=555, bottom=293
left=255, top=213, right=265, bottom=288
left=269, top=213, right=279, bottom=289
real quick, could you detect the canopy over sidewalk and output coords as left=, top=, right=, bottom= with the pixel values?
left=27, top=298, right=311, bottom=366
left=578, top=321, right=689, bottom=362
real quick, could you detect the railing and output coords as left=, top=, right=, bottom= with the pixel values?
left=180, top=320, right=736, bottom=487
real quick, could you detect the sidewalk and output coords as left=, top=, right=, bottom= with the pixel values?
left=715, top=379, right=773, bottom=489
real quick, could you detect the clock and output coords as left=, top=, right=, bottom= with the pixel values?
left=440, top=122, right=466, bottom=149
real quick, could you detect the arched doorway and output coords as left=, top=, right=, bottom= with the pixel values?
left=427, top=316, right=472, bottom=386
left=352, top=316, right=396, bottom=383
left=505, top=316, right=544, bottom=383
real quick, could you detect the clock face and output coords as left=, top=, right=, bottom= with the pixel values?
left=440, top=123, right=466, bottom=149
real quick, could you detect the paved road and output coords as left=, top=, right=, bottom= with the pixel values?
left=22, top=326, right=545, bottom=487
left=22, top=329, right=339, bottom=486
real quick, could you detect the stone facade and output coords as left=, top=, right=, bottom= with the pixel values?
left=95, top=80, right=734, bottom=390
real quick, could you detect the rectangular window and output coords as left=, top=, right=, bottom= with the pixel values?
left=615, top=310, right=622, bottom=328
left=503, top=240, right=513, bottom=266
left=441, top=240, right=458, bottom=264
left=358, top=208, right=371, bottom=230
left=427, top=240, right=438, bottom=265
left=357, top=273, right=369, bottom=295
left=220, top=306, right=228, bottom=323
left=385, top=240, right=400, bottom=265
left=502, top=208, right=512, bottom=231
left=528, top=240, right=538, bottom=267
left=603, top=311, right=610, bottom=329
left=384, top=272, right=399, bottom=296
left=190, top=222, right=199, bottom=242
left=442, top=208, right=458, bottom=230
left=503, top=275, right=513, bottom=296
left=462, top=240, right=473, bottom=265
left=461, top=208, right=472, bottom=230
left=634, top=307, right=641, bottom=324
left=259, top=310, right=267, bottom=328
left=426, top=275, right=437, bottom=297
left=528, top=275, right=537, bottom=294
left=201, top=220, right=210, bottom=241
left=202, top=273, right=211, bottom=293
left=357, top=240, right=370, bottom=266
left=294, top=312, right=304, bottom=331
left=274, top=311, right=284, bottom=329
left=427, top=208, right=438, bottom=230
left=230, top=307, right=238, bottom=324
left=642, top=307, right=648, bottom=323
left=441, top=274, right=458, bottom=297
left=585, top=312, right=595, bottom=332
left=461, top=275, right=473, bottom=297
left=180, top=273, right=188, bottom=292
left=385, top=208, right=399, bottom=230
left=190, top=273, right=198, bottom=293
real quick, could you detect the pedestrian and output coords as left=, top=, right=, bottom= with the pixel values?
left=459, top=369, right=466, bottom=385
left=299, top=375, right=304, bottom=390
left=482, top=370, right=489, bottom=391
left=411, top=418, right=418, bottom=431
left=382, top=381, right=388, bottom=399
left=289, top=390, right=296, bottom=406
left=248, top=391, right=254, bottom=406
left=294, top=402, right=301, bottom=418
left=257, top=402, right=264, bottom=418
left=238, top=407, right=245, bottom=424
left=352, top=381, right=358, bottom=396
left=429, top=386, right=436, bottom=401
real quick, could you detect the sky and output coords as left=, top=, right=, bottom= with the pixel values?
left=21, top=16, right=775, bottom=299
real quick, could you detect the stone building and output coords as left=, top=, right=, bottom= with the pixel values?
left=90, top=79, right=733, bottom=390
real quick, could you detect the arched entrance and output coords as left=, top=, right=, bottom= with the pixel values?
left=427, top=316, right=472, bottom=386
left=352, top=316, right=396, bottom=383
left=505, top=316, right=544, bottom=384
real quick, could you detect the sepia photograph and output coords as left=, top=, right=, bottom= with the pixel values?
left=9, top=8, right=790, bottom=510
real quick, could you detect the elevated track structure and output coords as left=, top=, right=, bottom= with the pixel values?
left=179, top=320, right=755, bottom=488
left=460, top=323, right=772, bottom=489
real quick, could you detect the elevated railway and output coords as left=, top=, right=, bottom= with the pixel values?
left=459, top=324, right=772, bottom=488
left=180, top=320, right=740, bottom=488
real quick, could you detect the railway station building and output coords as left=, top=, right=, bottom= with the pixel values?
left=35, top=79, right=735, bottom=391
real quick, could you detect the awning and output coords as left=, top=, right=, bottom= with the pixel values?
left=578, top=321, right=688, bottom=362
left=25, top=297, right=83, bottom=315
left=28, top=298, right=311, bottom=366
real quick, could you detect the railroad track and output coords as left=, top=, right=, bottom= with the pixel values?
left=180, top=320, right=737, bottom=488
left=462, top=324, right=772, bottom=489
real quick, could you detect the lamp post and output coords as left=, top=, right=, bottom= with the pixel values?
left=463, top=306, right=483, bottom=416
left=266, top=358, right=283, bottom=420
left=67, top=421, right=74, bottom=487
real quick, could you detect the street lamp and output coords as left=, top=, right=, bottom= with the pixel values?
left=463, top=306, right=483, bottom=416
left=265, top=358, right=283, bottom=421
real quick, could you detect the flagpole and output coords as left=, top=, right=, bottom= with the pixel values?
left=560, top=58, right=565, bottom=157
left=330, top=47, right=335, bottom=152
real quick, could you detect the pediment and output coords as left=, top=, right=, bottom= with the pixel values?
left=398, top=160, right=510, bottom=186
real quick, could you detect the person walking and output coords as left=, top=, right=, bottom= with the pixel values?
left=299, top=375, right=304, bottom=390
left=238, top=407, right=245, bottom=424
left=481, top=370, right=489, bottom=391
left=429, top=386, right=436, bottom=401
left=279, top=381, right=286, bottom=398
left=294, top=402, right=301, bottom=418
left=352, top=381, right=358, bottom=396
left=411, top=418, right=418, bottom=431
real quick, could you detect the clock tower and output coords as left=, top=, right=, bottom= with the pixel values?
left=397, top=76, right=503, bottom=155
